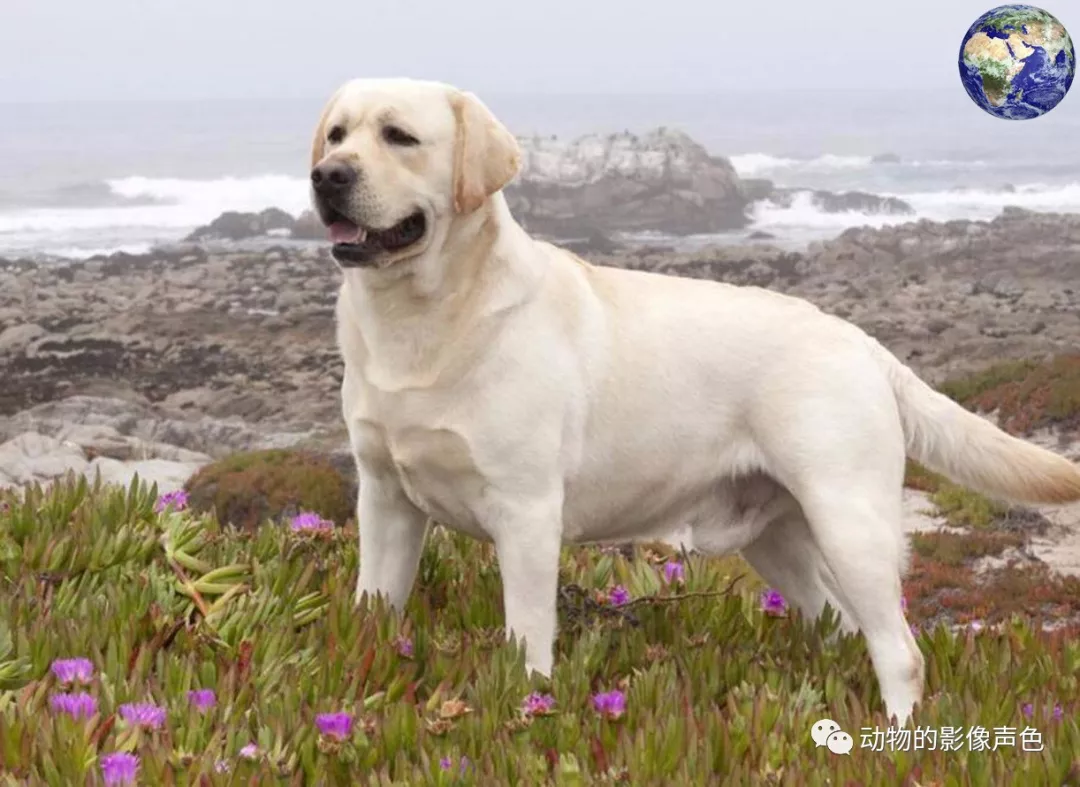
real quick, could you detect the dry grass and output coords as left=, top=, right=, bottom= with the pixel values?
left=938, top=354, right=1080, bottom=435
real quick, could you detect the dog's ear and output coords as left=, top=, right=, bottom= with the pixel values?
left=311, top=88, right=342, bottom=170
left=450, top=90, right=521, bottom=215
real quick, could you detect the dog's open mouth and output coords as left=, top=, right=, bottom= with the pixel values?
left=327, top=210, right=428, bottom=267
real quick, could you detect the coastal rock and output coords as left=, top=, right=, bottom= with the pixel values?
left=1, top=209, right=1079, bottom=472
left=559, top=228, right=621, bottom=255
left=290, top=210, right=327, bottom=241
left=53, top=422, right=212, bottom=464
left=83, top=456, right=204, bottom=494
left=185, top=208, right=297, bottom=242
left=0, top=399, right=228, bottom=492
left=973, top=272, right=1025, bottom=299
left=767, top=188, right=914, bottom=215
left=0, top=432, right=88, bottom=486
left=506, top=128, right=751, bottom=235
left=0, top=323, right=45, bottom=352
left=999, top=205, right=1037, bottom=220
left=739, top=178, right=776, bottom=202
left=0, top=397, right=324, bottom=458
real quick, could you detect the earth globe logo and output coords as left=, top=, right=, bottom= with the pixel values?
left=959, top=5, right=1075, bottom=119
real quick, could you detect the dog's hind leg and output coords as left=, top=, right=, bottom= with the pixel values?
left=753, top=345, right=924, bottom=724
left=740, top=511, right=857, bottom=634
left=794, top=487, right=924, bottom=726
left=694, top=475, right=855, bottom=632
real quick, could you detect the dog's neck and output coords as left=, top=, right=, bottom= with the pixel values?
left=337, top=193, right=543, bottom=392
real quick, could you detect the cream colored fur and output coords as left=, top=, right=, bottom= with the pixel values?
left=311, top=78, right=1080, bottom=726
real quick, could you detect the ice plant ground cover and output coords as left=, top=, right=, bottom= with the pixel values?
left=0, top=476, right=1078, bottom=784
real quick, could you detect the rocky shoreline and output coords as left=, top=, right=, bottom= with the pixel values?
left=2, top=204, right=1077, bottom=428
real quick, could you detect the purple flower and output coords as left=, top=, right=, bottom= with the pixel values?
left=315, top=711, right=353, bottom=740
left=187, top=689, right=216, bottom=712
left=119, top=702, right=167, bottom=730
left=100, top=752, right=139, bottom=786
left=289, top=511, right=333, bottom=532
left=50, top=657, right=94, bottom=685
left=760, top=588, right=787, bottom=616
left=522, top=692, right=556, bottom=716
left=214, top=760, right=231, bottom=774
left=439, top=756, right=469, bottom=774
left=592, top=690, right=627, bottom=719
left=662, top=561, right=685, bottom=585
left=49, top=692, right=98, bottom=720
left=607, top=585, right=631, bottom=606
left=154, top=489, right=188, bottom=513
left=394, top=635, right=414, bottom=658
left=239, top=743, right=258, bottom=760
left=1025, top=702, right=1066, bottom=720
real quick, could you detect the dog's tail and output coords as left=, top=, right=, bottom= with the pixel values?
left=873, top=341, right=1080, bottom=504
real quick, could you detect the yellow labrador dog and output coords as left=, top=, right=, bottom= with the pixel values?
left=309, top=77, right=1080, bottom=725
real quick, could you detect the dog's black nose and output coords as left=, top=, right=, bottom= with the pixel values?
left=311, top=161, right=356, bottom=194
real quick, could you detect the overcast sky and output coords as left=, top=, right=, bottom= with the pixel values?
left=1, top=1, right=1070, bottom=102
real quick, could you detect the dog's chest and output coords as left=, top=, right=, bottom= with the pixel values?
left=348, top=412, right=491, bottom=538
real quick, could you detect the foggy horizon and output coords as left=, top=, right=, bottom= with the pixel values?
left=1, top=85, right=968, bottom=104
left=1, top=0, right=1036, bottom=102
left=4, top=0, right=1080, bottom=260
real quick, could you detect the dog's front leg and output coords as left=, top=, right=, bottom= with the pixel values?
left=491, top=497, right=563, bottom=678
left=354, top=475, right=430, bottom=610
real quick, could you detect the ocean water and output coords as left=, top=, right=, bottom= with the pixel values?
left=4, top=88, right=1080, bottom=259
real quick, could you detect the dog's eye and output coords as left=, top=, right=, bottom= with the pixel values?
left=327, top=125, right=346, bottom=144
left=382, top=125, right=420, bottom=147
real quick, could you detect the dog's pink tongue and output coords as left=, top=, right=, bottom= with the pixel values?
left=329, top=221, right=364, bottom=244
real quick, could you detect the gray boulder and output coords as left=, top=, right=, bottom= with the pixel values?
left=0, top=323, right=46, bottom=353
left=0, top=396, right=318, bottom=459
left=0, top=432, right=88, bottom=487
left=83, top=456, right=204, bottom=494
left=185, top=208, right=297, bottom=242
left=505, top=128, right=752, bottom=235
left=290, top=210, right=327, bottom=241
left=768, top=188, right=914, bottom=216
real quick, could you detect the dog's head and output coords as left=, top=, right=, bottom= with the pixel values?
left=309, top=78, right=521, bottom=269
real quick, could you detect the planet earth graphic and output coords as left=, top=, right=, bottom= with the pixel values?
left=959, top=4, right=1075, bottom=119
